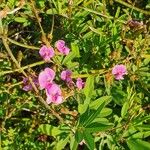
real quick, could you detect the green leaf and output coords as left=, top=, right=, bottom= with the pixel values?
left=84, top=75, right=94, bottom=99
left=86, top=123, right=113, bottom=132
left=115, top=7, right=120, bottom=18
left=121, top=102, right=129, bottom=118
left=75, top=129, right=83, bottom=143
left=131, top=131, right=150, bottom=139
left=127, top=139, right=150, bottom=150
left=78, top=76, right=94, bottom=114
left=135, top=125, right=150, bottom=131
left=138, top=72, right=150, bottom=77
left=134, top=115, right=150, bottom=125
left=122, top=126, right=137, bottom=138
left=78, top=99, right=90, bottom=114
left=38, top=124, right=61, bottom=137
left=14, top=17, right=28, bottom=23
left=46, top=8, right=58, bottom=14
left=70, top=134, right=78, bottom=150
left=98, top=108, right=112, bottom=117
left=62, top=51, right=76, bottom=65
left=89, top=26, right=103, bottom=35
left=83, top=129, right=95, bottom=150
left=84, top=101, right=105, bottom=126
left=92, top=118, right=109, bottom=124
left=71, top=42, right=80, bottom=57
left=78, top=106, right=90, bottom=125
left=56, top=135, right=70, bottom=150
left=90, top=96, right=112, bottom=110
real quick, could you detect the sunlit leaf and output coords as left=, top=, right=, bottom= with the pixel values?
left=127, top=139, right=150, bottom=150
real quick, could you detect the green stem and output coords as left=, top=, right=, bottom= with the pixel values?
left=8, top=38, right=39, bottom=50
left=72, top=69, right=107, bottom=78
left=0, top=60, right=45, bottom=76
left=80, top=7, right=125, bottom=24
left=0, top=19, right=3, bottom=34
left=114, top=0, right=150, bottom=15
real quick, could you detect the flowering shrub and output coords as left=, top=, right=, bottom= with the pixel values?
left=0, top=0, right=150, bottom=150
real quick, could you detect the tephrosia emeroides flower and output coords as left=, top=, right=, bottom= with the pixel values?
left=46, top=83, right=63, bottom=104
left=39, top=45, right=54, bottom=61
left=38, top=68, right=63, bottom=104
left=61, top=69, right=72, bottom=83
left=112, top=64, right=127, bottom=80
left=55, top=40, right=70, bottom=55
left=76, top=78, right=85, bottom=90
left=38, top=68, right=55, bottom=89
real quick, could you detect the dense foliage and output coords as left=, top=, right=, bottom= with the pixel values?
left=0, top=0, right=150, bottom=149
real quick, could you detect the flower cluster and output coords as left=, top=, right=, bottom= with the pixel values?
left=61, top=70, right=84, bottom=90
left=39, top=40, right=70, bottom=61
left=23, top=40, right=85, bottom=105
left=112, top=64, right=127, bottom=80
left=38, top=68, right=84, bottom=104
left=38, top=68, right=63, bottom=104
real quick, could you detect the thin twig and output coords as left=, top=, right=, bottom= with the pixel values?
left=30, top=0, right=49, bottom=46
left=0, top=60, right=45, bottom=76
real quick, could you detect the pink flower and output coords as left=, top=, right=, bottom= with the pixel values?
left=55, top=40, right=70, bottom=55
left=112, top=64, right=127, bottom=80
left=61, top=70, right=72, bottom=82
left=39, top=45, right=54, bottom=61
left=46, top=83, right=63, bottom=104
left=76, top=78, right=84, bottom=90
left=38, top=68, right=55, bottom=89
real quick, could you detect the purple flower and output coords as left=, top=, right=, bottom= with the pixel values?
left=38, top=68, right=55, bottom=89
left=112, top=64, right=127, bottom=80
left=76, top=78, right=84, bottom=90
left=39, top=45, right=54, bottom=61
left=46, top=83, right=63, bottom=104
left=61, top=69, right=72, bottom=82
left=55, top=40, right=70, bottom=55
left=23, top=76, right=39, bottom=91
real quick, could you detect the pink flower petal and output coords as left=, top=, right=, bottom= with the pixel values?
left=38, top=68, right=55, bottom=89
left=112, top=64, right=127, bottom=80
left=55, top=40, right=70, bottom=55
left=46, top=83, right=63, bottom=104
left=63, top=46, right=70, bottom=55
left=76, top=78, right=84, bottom=90
left=55, top=40, right=65, bottom=50
left=39, top=45, right=54, bottom=61
left=61, top=70, right=72, bottom=82
left=46, top=83, right=61, bottom=96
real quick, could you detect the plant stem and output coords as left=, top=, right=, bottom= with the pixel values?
left=30, top=0, right=49, bottom=46
left=114, top=0, right=150, bottom=15
left=0, top=60, right=45, bottom=76
left=8, top=38, right=39, bottom=50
